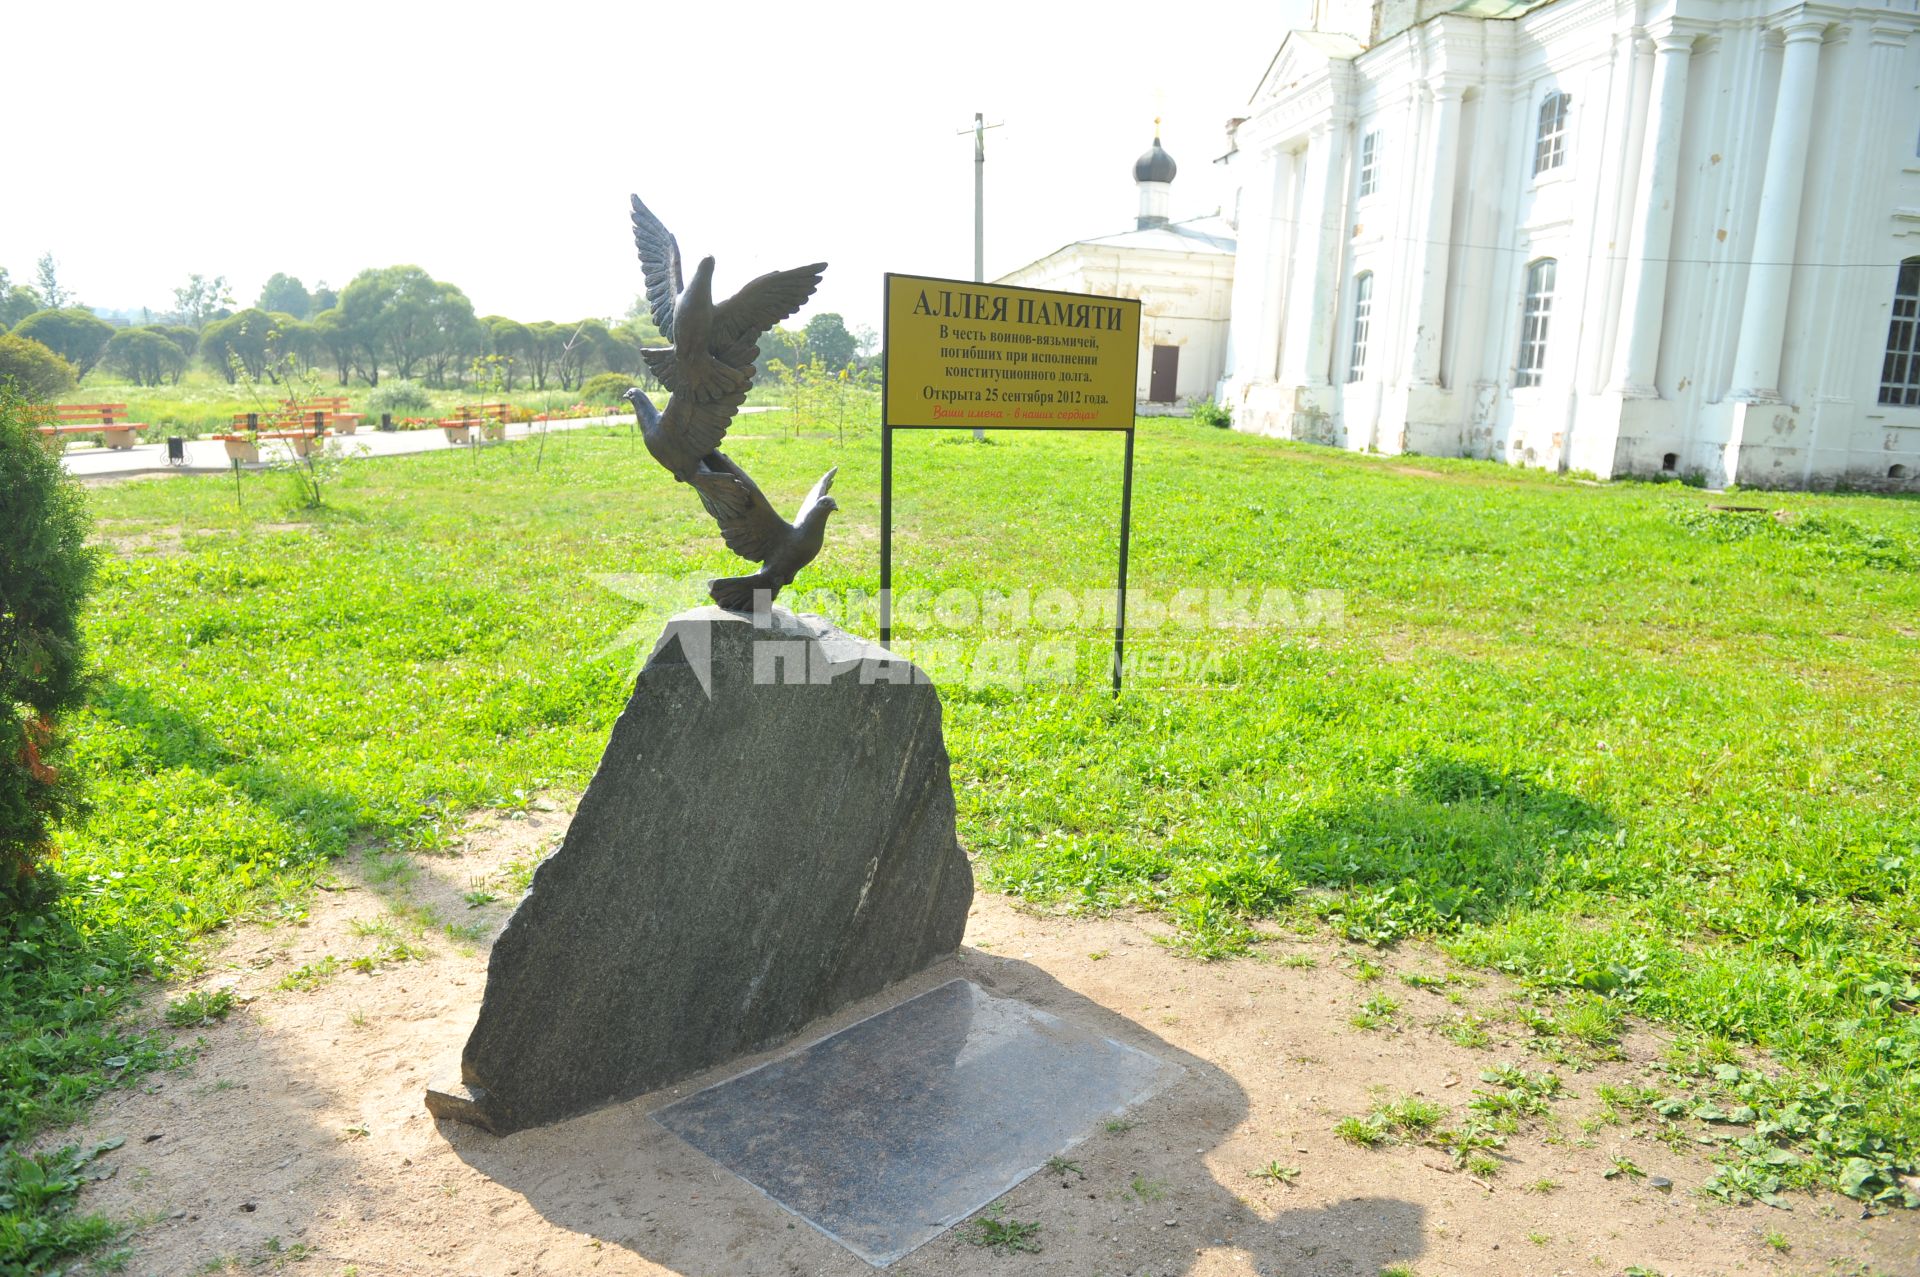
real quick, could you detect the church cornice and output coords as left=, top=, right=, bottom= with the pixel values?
left=1233, top=0, right=1917, bottom=160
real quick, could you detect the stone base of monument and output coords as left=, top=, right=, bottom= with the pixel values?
left=427, top=606, right=974, bottom=1135
left=655, top=978, right=1180, bottom=1266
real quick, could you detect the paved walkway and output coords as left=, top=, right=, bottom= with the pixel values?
left=58, top=413, right=649, bottom=480
left=55, top=404, right=806, bottom=479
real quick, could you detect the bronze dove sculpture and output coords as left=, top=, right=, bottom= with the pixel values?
left=685, top=455, right=838, bottom=611
left=623, top=381, right=750, bottom=484
left=621, top=195, right=837, bottom=612
left=629, top=194, right=825, bottom=409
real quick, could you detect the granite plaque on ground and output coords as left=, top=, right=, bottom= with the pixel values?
left=427, top=606, right=974, bottom=1135
left=655, top=979, right=1180, bottom=1266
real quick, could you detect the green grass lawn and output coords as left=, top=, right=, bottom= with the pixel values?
left=6, top=416, right=1919, bottom=1262
left=53, top=369, right=861, bottom=439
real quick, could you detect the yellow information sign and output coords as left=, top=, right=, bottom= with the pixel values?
left=883, top=273, right=1142, bottom=430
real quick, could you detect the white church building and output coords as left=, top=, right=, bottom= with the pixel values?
left=998, top=135, right=1236, bottom=405
left=1219, top=0, right=1920, bottom=489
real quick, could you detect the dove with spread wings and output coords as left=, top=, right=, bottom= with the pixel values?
left=684, top=456, right=838, bottom=612
left=619, top=194, right=837, bottom=611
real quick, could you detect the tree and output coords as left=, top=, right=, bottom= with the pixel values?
left=270, top=317, right=319, bottom=375
left=336, top=265, right=473, bottom=384
left=12, top=309, right=113, bottom=376
left=311, top=307, right=366, bottom=385
left=0, top=288, right=39, bottom=328
left=33, top=253, right=68, bottom=309
left=199, top=309, right=275, bottom=383
left=0, top=268, right=41, bottom=329
left=172, top=273, right=232, bottom=329
left=754, top=325, right=806, bottom=380
left=803, top=312, right=856, bottom=372
left=310, top=308, right=357, bottom=385
left=555, top=319, right=612, bottom=391
left=102, top=327, right=187, bottom=387
left=256, top=273, right=312, bottom=319
left=525, top=321, right=568, bottom=390
left=0, top=381, right=96, bottom=898
left=0, top=334, right=78, bottom=400
left=157, top=326, right=200, bottom=363
left=311, top=282, right=338, bottom=312
left=485, top=316, right=531, bottom=390
left=420, top=282, right=483, bottom=387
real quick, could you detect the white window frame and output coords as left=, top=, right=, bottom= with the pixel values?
left=1879, top=258, right=1920, bottom=406
left=1533, top=91, right=1571, bottom=176
left=1347, top=272, right=1373, bottom=383
left=1515, top=258, right=1556, bottom=388
left=1358, top=130, right=1380, bottom=198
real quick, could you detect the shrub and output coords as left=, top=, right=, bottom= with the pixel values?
left=0, top=383, right=96, bottom=899
left=364, top=380, right=432, bottom=415
left=11, top=309, right=113, bottom=377
left=580, top=371, right=637, bottom=406
left=0, top=334, right=78, bottom=401
left=102, top=327, right=187, bottom=387
left=1190, top=397, right=1232, bottom=429
left=157, top=326, right=199, bottom=360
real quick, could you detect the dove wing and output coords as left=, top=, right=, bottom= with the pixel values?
left=794, top=466, right=837, bottom=523
left=710, top=263, right=828, bottom=363
left=686, top=454, right=788, bottom=564
left=629, top=195, right=684, bottom=341
left=640, top=345, right=678, bottom=388
left=658, top=364, right=752, bottom=465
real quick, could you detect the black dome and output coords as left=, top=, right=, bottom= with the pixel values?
left=1133, top=135, right=1177, bottom=184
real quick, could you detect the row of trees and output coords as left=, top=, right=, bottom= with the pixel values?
left=0, top=259, right=877, bottom=393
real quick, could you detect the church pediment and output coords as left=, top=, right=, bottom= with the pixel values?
left=1248, top=29, right=1362, bottom=107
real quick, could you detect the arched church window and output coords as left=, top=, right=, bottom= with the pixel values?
left=1533, top=92, right=1571, bottom=175
left=1879, top=258, right=1920, bottom=405
left=1348, top=272, right=1373, bottom=382
left=1358, top=131, right=1381, bottom=197
left=1515, top=258, right=1556, bottom=387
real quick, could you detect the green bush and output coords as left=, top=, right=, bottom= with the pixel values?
left=580, top=371, right=637, bottom=406
left=1190, top=397, right=1232, bottom=429
left=11, top=309, right=113, bottom=377
left=364, top=379, right=432, bottom=415
left=0, top=334, right=78, bottom=401
left=0, top=384, right=96, bottom=898
left=103, top=327, right=188, bottom=387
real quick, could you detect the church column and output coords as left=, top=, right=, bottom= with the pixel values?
left=1730, top=17, right=1827, bottom=402
left=1280, top=118, right=1350, bottom=387
left=1258, top=147, right=1297, bottom=381
left=1411, top=84, right=1464, bottom=385
left=1610, top=29, right=1695, bottom=395
left=1223, top=143, right=1275, bottom=383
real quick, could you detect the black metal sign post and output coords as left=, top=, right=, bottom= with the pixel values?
left=879, top=272, right=1142, bottom=696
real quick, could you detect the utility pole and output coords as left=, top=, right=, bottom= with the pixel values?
left=958, top=111, right=1002, bottom=439
left=972, top=111, right=986, bottom=284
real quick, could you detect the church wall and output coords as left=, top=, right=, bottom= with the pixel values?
left=1223, top=0, right=1920, bottom=489
left=996, top=245, right=1235, bottom=405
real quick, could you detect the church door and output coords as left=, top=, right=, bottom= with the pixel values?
left=1149, top=345, right=1179, bottom=403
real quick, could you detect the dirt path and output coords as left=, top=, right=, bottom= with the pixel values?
left=55, top=802, right=1918, bottom=1277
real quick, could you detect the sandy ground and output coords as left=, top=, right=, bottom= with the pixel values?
left=53, top=800, right=1920, bottom=1277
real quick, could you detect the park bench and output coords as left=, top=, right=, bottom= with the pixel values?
left=440, top=402, right=511, bottom=443
left=214, top=410, right=331, bottom=462
left=30, top=403, right=144, bottom=451
left=285, top=396, right=364, bottom=434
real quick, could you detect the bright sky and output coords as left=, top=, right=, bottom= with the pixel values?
left=7, top=1, right=1304, bottom=333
